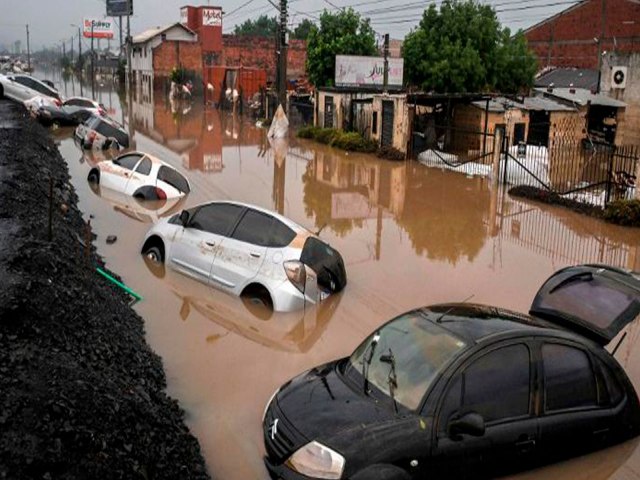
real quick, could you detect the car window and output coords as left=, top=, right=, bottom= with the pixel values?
left=595, top=358, right=623, bottom=406
left=135, top=157, right=152, bottom=176
left=543, top=343, right=597, bottom=412
left=231, top=210, right=274, bottom=246
left=114, top=153, right=143, bottom=171
left=460, top=344, right=530, bottom=423
left=14, top=76, right=33, bottom=88
left=158, top=166, right=190, bottom=193
left=270, top=219, right=296, bottom=247
left=189, top=203, right=243, bottom=236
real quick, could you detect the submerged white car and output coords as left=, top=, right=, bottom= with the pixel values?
left=87, top=151, right=191, bottom=200
left=141, top=201, right=347, bottom=312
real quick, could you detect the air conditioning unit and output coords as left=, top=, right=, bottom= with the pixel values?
left=611, top=66, right=628, bottom=89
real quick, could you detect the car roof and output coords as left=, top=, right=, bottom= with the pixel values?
left=194, top=200, right=311, bottom=235
left=116, top=151, right=170, bottom=167
left=417, top=303, right=589, bottom=346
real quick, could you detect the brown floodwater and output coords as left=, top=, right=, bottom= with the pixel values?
left=46, top=70, right=640, bottom=479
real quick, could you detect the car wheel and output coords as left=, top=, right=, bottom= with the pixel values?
left=241, top=285, right=273, bottom=320
left=351, top=465, right=411, bottom=480
left=87, top=169, right=100, bottom=184
left=144, top=246, right=164, bottom=264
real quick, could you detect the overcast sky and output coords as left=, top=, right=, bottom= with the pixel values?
left=0, top=0, right=580, bottom=52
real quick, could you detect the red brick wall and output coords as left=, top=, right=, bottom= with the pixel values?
left=525, top=0, right=640, bottom=69
left=220, top=35, right=307, bottom=81
left=153, top=41, right=203, bottom=76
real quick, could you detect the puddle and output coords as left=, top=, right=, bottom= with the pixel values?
left=42, top=67, right=640, bottom=480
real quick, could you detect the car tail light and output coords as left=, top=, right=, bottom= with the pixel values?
left=54, top=99, right=62, bottom=107
left=155, top=187, right=167, bottom=200
left=284, top=260, right=307, bottom=294
left=98, top=107, right=106, bottom=116
left=87, top=131, right=96, bottom=143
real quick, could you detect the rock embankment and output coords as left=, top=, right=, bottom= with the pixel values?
left=0, top=100, right=210, bottom=479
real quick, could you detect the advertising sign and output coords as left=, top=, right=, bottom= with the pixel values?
left=83, top=18, right=114, bottom=39
left=106, top=0, right=132, bottom=16
left=202, top=7, right=222, bottom=27
left=335, top=55, right=404, bottom=88
left=180, top=7, right=188, bottom=25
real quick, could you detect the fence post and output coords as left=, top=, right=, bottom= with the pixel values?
left=492, top=128, right=504, bottom=188
left=605, top=146, right=614, bottom=206
left=635, top=146, right=640, bottom=201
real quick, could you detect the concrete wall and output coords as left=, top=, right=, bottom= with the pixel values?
left=525, top=0, right=640, bottom=69
left=601, top=52, right=640, bottom=145
left=371, top=94, right=409, bottom=153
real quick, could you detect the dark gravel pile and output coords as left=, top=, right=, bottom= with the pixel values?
left=0, top=100, right=210, bottom=480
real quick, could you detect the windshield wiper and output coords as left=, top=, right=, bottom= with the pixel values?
left=380, top=348, right=398, bottom=414
left=361, top=332, right=380, bottom=396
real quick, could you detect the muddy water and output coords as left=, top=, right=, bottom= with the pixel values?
left=47, top=72, right=640, bottom=479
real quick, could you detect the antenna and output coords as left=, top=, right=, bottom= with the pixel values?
left=436, top=294, right=475, bottom=323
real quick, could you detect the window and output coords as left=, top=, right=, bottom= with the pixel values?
left=231, top=210, right=274, bottom=246
left=596, top=358, right=623, bottom=406
left=461, top=344, right=530, bottom=423
left=189, top=203, right=243, bottom=236
left=158, top=166, right=190, bottom=193
left=114, top=153, right=142, bottom=171
left=543, top=344, right=597, bottom=412
left=65, top=99, right=81, bottom=107
left=269, top=220, right=295, bottom=247
left=135, top=157, right=152, bottom=176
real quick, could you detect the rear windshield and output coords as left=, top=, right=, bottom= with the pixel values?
left=158, top=166, right=190, bottom=194
left=301, top=237, right=347, bottom=293
left=536, top=279, right=637, bottom=330
left=94, top=120, right=129, bottom=147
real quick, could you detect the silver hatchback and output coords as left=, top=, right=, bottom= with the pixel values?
left=141, top=201, right=347, bottom=312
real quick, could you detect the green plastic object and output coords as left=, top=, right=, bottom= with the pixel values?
left=96, top=267, right=143, bottom=301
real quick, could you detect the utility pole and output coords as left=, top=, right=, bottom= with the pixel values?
left=596, top=0, right=607, bottom=93
left=383, top=33, right=389, bottom=94
left=70, top=35, right=74, bottom=64
left=119, top=16, right=123, bottom=57
left=25, top=24, right=31, bottom=71
left=63, top=41, right=66, bottom=60
left=91, top=21, right=95, bottom=98
left=277, top=0, right=288, bottom=112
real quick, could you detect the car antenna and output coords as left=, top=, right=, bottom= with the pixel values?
left=436, top=294, right=475, bottom=323
left=314, top=223, right=328, bottom=236
left=612, top=331, right=628, bottom=357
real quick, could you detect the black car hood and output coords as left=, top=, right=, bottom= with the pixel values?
left=276, top=360, right=395, bottom=442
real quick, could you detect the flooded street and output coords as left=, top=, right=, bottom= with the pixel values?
left=45, top=70, right=640, bottom=479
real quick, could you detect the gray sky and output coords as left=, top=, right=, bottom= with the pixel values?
left=0, top=0, right=580, bottom=52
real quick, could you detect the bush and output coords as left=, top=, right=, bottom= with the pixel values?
left=603, top=199, right=640, bottom=227
left=297, top=127, right=377, bottom=153
left=297, top=126, right=320, bottom=139
left=315, top=128, right=339, bottom=145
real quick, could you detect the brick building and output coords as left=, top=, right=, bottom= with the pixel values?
left=525, top=0, right=640, bottom=70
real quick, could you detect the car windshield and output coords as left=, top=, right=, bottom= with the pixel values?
left=348, top=313, right=467, bottom=410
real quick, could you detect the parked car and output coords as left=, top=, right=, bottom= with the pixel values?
left=0, top=73, right=61, bottom=104
left=141, top=201, right=347, bottom=312
left=36, top=96, right=106, bottom=127
left=75, top=114, right=129, bottom=150
left=87, top=151, right=190, bottom=200
left=263, top=264, right=640, bottom=480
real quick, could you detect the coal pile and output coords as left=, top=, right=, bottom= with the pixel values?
left=0, top=100, right=210, bottom=480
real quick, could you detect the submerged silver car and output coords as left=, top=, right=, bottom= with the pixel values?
left=141, top=201, right=347, bottom=312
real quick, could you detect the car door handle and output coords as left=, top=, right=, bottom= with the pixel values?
left=515, top=436, right=536, bottom=453
left=249, top=252, right=261, bottom=258
left=205, top=242, right=215, bottom=247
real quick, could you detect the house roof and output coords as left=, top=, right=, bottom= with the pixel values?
left=535, top=68, right=599, bottom=90
left=472, top=96, right=575, bottom=113
left=132, top=22, right=196, bottom=44
left=534, top=87, right=627, bottom=108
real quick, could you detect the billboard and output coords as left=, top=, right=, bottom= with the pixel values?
left=202, top=7, right=222, bottom=27
left=83, top=18, right=114, bottom=39
left=335, top=55, right=404, bottom=88
left=106, top=0, right=132, bottom=16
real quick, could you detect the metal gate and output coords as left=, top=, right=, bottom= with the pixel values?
left=381, top=100, right=394, bottom=147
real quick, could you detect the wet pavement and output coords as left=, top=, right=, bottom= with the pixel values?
left=42, top=69, right=640, bottom=479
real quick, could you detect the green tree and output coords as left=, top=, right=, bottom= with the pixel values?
left=291, top=19, right=316, bottom=40
left=306, top=8, right=377, bottom=87
left=402, top=0, right=537, bottom=93
left=233, top=15, right=278, bottom=37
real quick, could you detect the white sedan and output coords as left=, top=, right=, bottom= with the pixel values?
left=0, top=73, right=62, bottom=104
left=87, top=152, right=191, bottom=200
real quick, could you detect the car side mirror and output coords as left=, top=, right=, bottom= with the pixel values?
left=179, top=210, right=190, bottom=227
left=448, top=412, right=485, bottom=440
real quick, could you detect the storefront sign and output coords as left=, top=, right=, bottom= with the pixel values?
left=83, top=18, right=114, bottom=39
left=202, top=8, right=222, bottom=27
left=335, top=55, right=403, bottom=88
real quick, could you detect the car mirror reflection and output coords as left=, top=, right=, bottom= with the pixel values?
left=179, top=210, right=190, bottom=227
left=448, top=412, right=485, bottom=439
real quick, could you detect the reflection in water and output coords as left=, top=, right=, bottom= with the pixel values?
left=88, top=183, right=187, bottom=224
left=142, top=257, right=342, bottom=353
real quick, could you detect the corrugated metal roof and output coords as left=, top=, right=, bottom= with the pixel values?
left=472, top=96, right=575, bottom=112
left=535, top=68, right=599, bottom=90
left=534, top=88, right=627, bottom=108
left=132, top=23, right=196, bottom=44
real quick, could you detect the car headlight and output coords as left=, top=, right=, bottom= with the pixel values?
left=287, top=441, right=345, bottom=479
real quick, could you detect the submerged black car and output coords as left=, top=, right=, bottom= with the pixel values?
left=263, top=265, right=640, bottom=480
